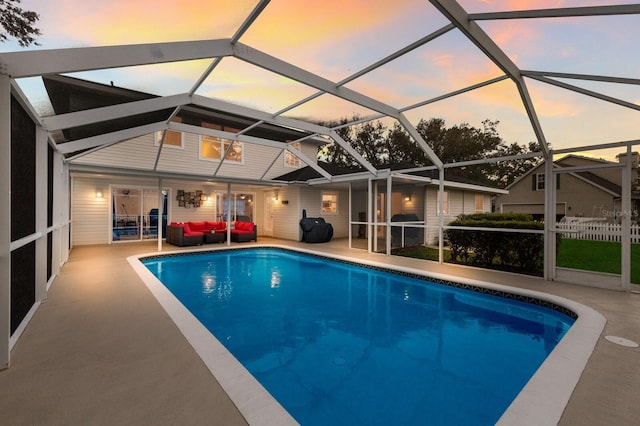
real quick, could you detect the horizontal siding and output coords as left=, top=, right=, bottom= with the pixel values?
left=270, top=187, right=302, bottom=241
left=299, top=187, right=349, bottom=238
left=73, top=174, right=269, bottom=245
left=73, top=135, right=157, bottom=169
left=74, top=132, right=310, bottom=180
left=72, top=177, right=112, bottom=245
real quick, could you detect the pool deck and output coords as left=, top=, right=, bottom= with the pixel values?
left=2, top=238, right=639, bottom=425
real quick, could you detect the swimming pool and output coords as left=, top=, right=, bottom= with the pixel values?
left=131, top=246, right=603, bottom=425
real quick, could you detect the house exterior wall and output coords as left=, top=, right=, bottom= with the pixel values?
left=423, top=187, right=492, bottom=246
left=266, top=186, right=303, bottom=241
left=72, top=133, right=317, bottom=181
left=71, top=174, right=268, bottom=245
left=299, top=187, right=350, bottom=238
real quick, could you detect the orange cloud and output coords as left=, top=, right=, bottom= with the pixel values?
left=44, top=0, right=253, bottom=45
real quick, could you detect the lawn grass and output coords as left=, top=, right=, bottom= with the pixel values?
left=556, top=239, right=640, bottom=284
left=394, top=239, right=639, bottom=284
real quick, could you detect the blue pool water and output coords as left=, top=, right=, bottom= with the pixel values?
left=142, top=248, right=574, bottom=425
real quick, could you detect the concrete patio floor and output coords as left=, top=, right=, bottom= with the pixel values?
left=1, top=238, right=639, bottom=425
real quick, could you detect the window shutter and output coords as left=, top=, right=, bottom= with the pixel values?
left=556, top=174, right=560, bottom=189
left=532, top=175, right=537, bottom=191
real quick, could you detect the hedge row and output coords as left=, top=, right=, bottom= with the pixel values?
left=444, top=213, right=549, bottom=274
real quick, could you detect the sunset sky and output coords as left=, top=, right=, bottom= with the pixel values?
left=3, top=0, right=639, bottom=161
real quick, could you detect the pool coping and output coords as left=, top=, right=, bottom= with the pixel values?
left=128, top=244, right=606, bottom=426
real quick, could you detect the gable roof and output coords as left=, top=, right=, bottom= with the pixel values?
left=43, top=75, right=325, bottom=158
left=506, top=154, right=621, bottom=193
left=276, top=161, right=504, bottom=192
left=555, top=159, right=622, bottom=196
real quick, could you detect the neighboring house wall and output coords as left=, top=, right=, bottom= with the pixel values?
left=496, top=158, right=623, bottom=221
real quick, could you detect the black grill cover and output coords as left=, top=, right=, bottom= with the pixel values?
left=300, top=210, right=333, bottom=243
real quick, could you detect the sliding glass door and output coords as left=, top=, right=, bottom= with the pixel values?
left=216, top=192, right=254, bottom=222
left=112, top=186, right=168, bottom=242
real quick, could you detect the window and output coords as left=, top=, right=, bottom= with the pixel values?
left=437, top=191, right=449, bottom=215
left=285, top=142, right=301, bottom=167
left=321, top=192, right=338, bottom=214
left=533, top=173, right=545, bottom=191
left=475, top=194, right=484, bottom=212
left=154, top=117, right=183, bottom=148
left=200, top=123, right=243, bottom=163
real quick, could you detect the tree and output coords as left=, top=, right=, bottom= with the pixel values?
left=320, top=115, right=541, bottom=187
left=486, top=141, right=543, bottom=187
left=0, top=0, right=40, bottom=47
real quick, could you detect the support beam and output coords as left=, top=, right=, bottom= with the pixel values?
left=41, top=94, right=190, bottom=132
left=543, top=157, right=556, bottom=280
left=232, top=42, right=401, bottom=118
left=386, top=175, right=392, bottom=255
left=1, top=74, right=10, bottom=369
left=526, top=74, right=640, bottom=112
left=285, top=145, right=332, bottom=180
left=621, top=146, right=632, bottom=291
left=328, top=130, right=377, bottom=175
left=35, top=128, right=48, bottom=302
left=0, top=39, right=234, bottom=78
left=157, top=178, right=164, bottom=252
left=438, top=169, right=445, bottom=264
left=400, top=75, right=509, bottom=112
left=522, top=70, right=640, bottom=86
left=274, top=23, right=455, bottom=116
left=470, top=4, right=640, bottom=20
left=429, top=0, right=550, bottom=158
left=396, top=114, right=444, bottom=169
left=56, top=123, right=166, bottom=155
left=192, top=95, right=378, bottom=173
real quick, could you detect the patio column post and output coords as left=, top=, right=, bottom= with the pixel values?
left=348, top=182, right=352, bottom=249
left=226, top=183, right=231, bottom=245
left=367, top=178, right=373, bottom=253
left=386, top=174, right=392, bottom=255
left=543, top=154, right=556, bottom=281
left=157, top=178, right=163, bottom=252
left=1, top=73, right=11, bottom=369
left=438, top=168, right=445, bottom=264
left=35, top=127, right=48, bottom=302
left=373, top=180, right=379, bottom=253
left=621, top=146, right=632, bottom=291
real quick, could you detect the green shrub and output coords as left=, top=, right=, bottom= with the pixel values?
left=445, top=213, right=548, bottom=274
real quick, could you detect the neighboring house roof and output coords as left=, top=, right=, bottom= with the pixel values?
left=555, top=160, right=621, bottom=196
left=506, top=154, right=621, bottom=196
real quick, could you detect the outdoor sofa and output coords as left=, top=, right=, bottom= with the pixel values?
left=230, top=221, right=257, bottom=242
left=166, top=220, right=257, bottom=246
left=166, top=221, right=227, bottom=246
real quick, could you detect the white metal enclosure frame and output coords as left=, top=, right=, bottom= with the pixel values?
left=2, top=0, right=640, bottom=368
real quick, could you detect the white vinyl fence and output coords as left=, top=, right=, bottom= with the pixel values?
left=556, top=222, right=640, bottom=243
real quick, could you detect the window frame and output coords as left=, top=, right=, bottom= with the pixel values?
left=154, top=117, right=184, bottom=149
left=284, top=141, right=301, bottom=168
left=475, top=194, right=484, bottom=213
left=321, top=191, right=338, bottom=215
left=199, top=122, right=244, bottom=164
